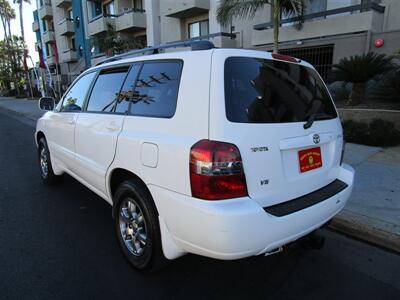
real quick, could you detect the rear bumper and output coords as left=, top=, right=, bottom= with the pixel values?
left=150, top=163, right=354, bottom=260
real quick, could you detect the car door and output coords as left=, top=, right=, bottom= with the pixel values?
left=45, top=71, right=97, bottom=170
left=74, top=65, right=136, bottom=195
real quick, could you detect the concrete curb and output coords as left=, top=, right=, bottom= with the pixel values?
left=330, top=209, right=400, bottom=253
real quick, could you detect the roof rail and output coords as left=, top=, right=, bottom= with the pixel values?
left=96, top=40, right=215, bottom=66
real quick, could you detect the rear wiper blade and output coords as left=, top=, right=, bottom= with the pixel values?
left=303, top=113, right=333, bottom=129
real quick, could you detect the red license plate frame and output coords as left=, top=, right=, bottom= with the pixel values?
left=298, top=147, right=323, bottom=173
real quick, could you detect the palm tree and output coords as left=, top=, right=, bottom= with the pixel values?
left=216, top=0, right=306, bottom=53
left=13, top=0, right=30, bottom=47
left=331, top=52, right=394, bottom=105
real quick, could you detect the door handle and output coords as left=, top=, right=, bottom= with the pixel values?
left=105, top=124, right=120, bottom=132
left=67, top=119, right=75, bottom=125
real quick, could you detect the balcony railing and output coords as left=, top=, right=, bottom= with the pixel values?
left=116, top=9, right=146, bottom=31
left=164, top=0, right=210, bottom=19
left=59, top=18, right=74, bottom=36
left=251, top=1, right=385, bottom=47
left=39, top=3, right=53, bottom=20
left=42, top=30, right=55, bottom=43
left=253, top=2, right=385, bottom=30
left=88, top=13, right=116, bottom=36
left=55, top=0, right=72, bottom=8
left=60, top=49, right=78, bottom=63
left=32, top=20, right=39, bottom=32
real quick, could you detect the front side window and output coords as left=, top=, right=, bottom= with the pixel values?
left=189, top=20, right=209, bottom=38
left=224, top=57, right=337, bottom=123
left=61, top=72, right=96, bottom=112
left=86, top=67, right=129, bottom=113
left=128, top=61, right=183, bottom=118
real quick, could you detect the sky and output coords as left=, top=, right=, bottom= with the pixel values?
left=0, top=0, right=39, bottom=67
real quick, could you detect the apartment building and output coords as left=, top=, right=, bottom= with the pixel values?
left=33, top=0, right=89, bottom=94
left=32, top=0, right=400, bottom=88
left=85, top=0, right=148, bottom=65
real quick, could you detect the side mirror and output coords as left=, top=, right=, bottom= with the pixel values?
left=38, top=97, right=55, bottom=111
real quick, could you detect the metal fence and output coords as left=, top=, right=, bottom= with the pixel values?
left=280, top=44, right=334, bottom=82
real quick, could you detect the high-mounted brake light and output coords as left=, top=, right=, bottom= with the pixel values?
left=272, top=53, right=299, bottom=63
left=190, top=140, right=248, bottom=200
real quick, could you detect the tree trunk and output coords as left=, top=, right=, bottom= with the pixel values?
left=272, top=0, right=280, bottom=53
left=349, top=82, right=365, bottom=105
left=19, top=3, right=24, bottom=44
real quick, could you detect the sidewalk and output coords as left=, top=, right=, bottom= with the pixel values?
left=1, top=96, right=399, bottom=252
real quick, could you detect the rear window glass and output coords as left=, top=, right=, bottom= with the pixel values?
left=224, top=57, right=337, bottom=123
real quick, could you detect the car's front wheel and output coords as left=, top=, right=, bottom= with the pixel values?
left=38, top=137, right=62, bottom=185
left=114, top=180, right=167, bottom=272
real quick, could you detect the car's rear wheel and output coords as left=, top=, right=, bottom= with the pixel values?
left=38, top=137, right=62, bottom=185
left=114, top=180, right=167, bottom=272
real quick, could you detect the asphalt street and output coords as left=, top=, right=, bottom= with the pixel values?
left=1, top=110, right=400, bottom=300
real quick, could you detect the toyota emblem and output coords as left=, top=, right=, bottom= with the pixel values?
left=313, top=134, right=320, bottom=144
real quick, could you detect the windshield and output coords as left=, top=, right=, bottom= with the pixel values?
left=224, top=57, right=337, bottom=124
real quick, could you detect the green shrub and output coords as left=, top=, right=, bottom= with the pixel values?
left=342, top=119, right=400, bottom=147
left=370, top=68, right=400, bottom=102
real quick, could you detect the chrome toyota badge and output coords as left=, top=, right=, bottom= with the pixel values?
left=313, top=134, right=320, bottom=144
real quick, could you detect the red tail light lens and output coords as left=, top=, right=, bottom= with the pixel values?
left=190, top=140, right=248, bottom=200
left=272, top=53, right=299, bottom=63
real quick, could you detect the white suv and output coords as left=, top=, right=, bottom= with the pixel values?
left=36, top=41, right=354, bottom=271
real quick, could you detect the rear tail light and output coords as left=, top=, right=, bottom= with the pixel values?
left=190, top=140, right=248, bottom=200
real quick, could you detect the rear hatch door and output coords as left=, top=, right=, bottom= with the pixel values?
left=209, top=50, right=343, bottom=208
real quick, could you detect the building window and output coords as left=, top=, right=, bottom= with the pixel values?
left=103, top=1, right=116, bottom=16
left=188, top=20, right=209, bottom=38
left=67, top=8, right=73, bottom=20
left=42, top=19, right=47, bottom=31
left=91, top=2, right=102, bottom=18
left=133, top=0, right=143, bottom=10
left=71, top=37, right=76, bottom=51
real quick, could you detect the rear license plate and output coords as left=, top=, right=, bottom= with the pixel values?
left=298, top=147, right=322, bottom=173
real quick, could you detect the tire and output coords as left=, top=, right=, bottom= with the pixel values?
left=38, top=137, right=62, bottom=185
left=114, top=180, right=167, bottom=272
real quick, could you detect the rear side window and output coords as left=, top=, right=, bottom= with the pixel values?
left=224, top=57, right=337, bottom=123
left=86, top=67, right=129, bottom=113
left=129, top=60, right=183, bottom=118
left=115, top=64, right=141, bottom=114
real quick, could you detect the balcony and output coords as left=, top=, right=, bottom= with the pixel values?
left=88, top=15, right=116, bottom=36
left=252, top=2, right=385, bottom=46
left=32, top=20, right=39, bottom=32
left=163, top=0, right=210, bottom=19
left=55, top=0, right=71, bottom=8
left=46, top=55, right=56, bottom=66
left=42, top=30, right=55, bottom=43
left=39, top=3, right=53, bottom=20
left=116, top=9, right=146, bottom=32
left=59, top=18, right=74, bottom=36
left=35, top=41, right=41, bottom=51
left=60, top=49, right=78, bottom=63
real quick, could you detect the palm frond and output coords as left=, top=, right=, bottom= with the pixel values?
left=279, top=0, right=306, bottom=29
left=216, top=0, right=270, bottom=27
left=331, top=52, right=394, bottom=83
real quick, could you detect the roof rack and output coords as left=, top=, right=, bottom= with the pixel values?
left=96, top=40, right=215, bottom=66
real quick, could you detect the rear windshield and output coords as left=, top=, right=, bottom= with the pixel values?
left=224, top=57, right=337, bottom=123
